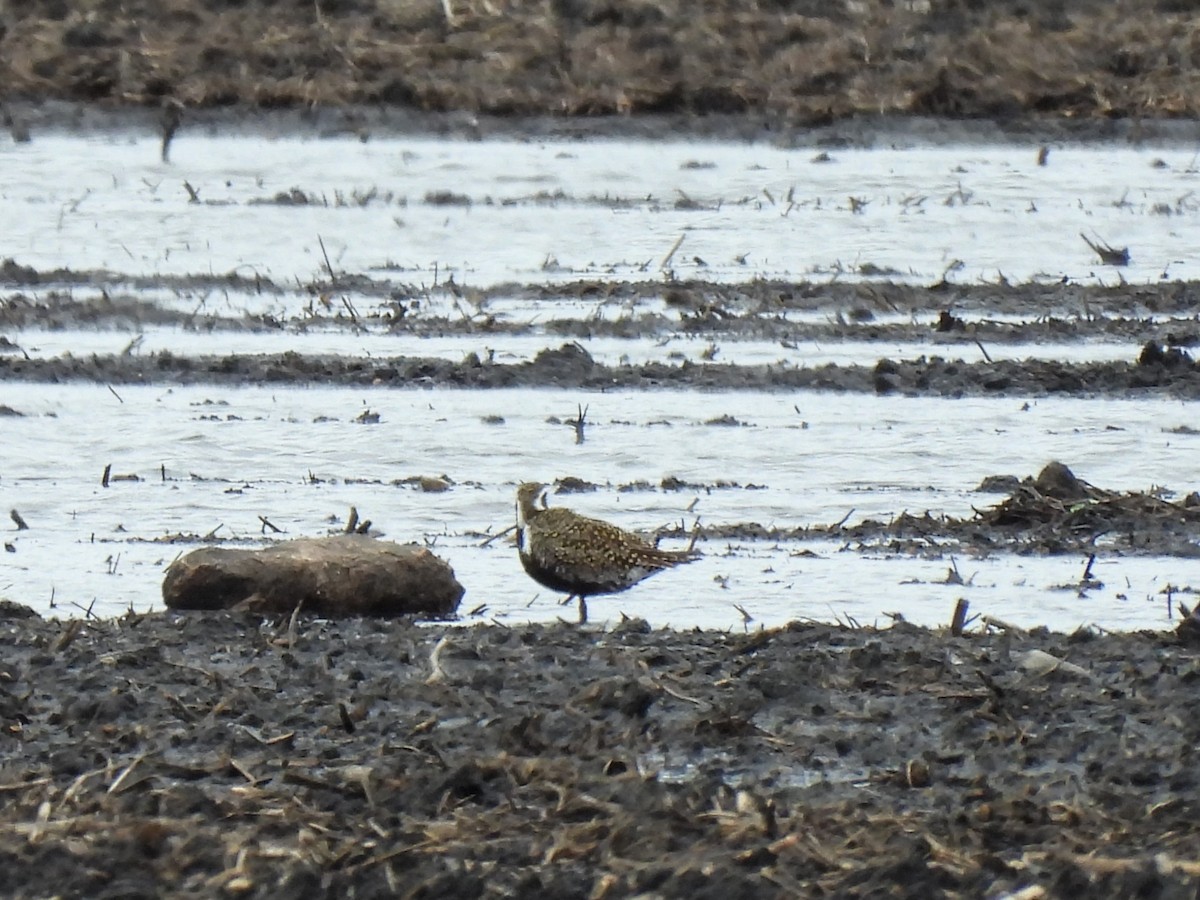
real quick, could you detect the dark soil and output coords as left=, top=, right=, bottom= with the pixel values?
left=3, top=0, right=1200, bottom=133
left=15, top=337, right=1200, bottom=396
left=4, top=604, right=1200, bottom=900
left=9, top=339, right=1200, bottom=398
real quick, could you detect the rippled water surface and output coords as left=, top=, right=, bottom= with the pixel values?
left=3, top=131, right=1199, bottom=629
left=3, top=133, right=1199, bottom=285
left=5, top=382, right=1198, bottom=630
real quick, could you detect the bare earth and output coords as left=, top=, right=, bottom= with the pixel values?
left=3, top=0, right=1200, bottom=129
left=4, top=607, right=1200, bottom=900
left=4, top=1, right=1200, bottom=897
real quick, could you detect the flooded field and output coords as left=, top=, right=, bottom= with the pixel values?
left=7, top=1, right=1200, bottom=892
left=2, top=381, right=1200, bottom=629
left=5, top=133, right=1200, bottom=285
left=3, top=130, right=1200, bottom=630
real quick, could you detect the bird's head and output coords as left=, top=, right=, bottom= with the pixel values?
left=515, top=482, right=547, bottom=527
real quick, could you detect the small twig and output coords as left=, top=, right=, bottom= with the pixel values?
left=981, top=615, right=1027, bottom=636
left=160, top=101, right=182, bottom=163
left=258, top=516, right=283, bottom=534
left=234, top=725, right=295, bottom=746
left=950, top=598, right=970, bottom=637
left=1080, top=232, right=1130, bottom=266
left=0, top=777, right=52, bottom=793
left=107, top=385, right=124, bottom=404
left=1082, top=553, right=1096, bottom=582
left=573, top=403, right=588, bottom=445
left=976, top=668, right=1005, bottom=698
left=230, top=759, right=259, bottom=785
left=949, top=557, right=965, bottom=585
left=285, top=599, right=303, bottom=650
left=479, top=522, right=517, bottom=548
left=101, top=464, right=112, bottom=488
left=10, top=509, right=28, bottom=530
left=107, top=755, right=147, bottom=795
left=651, top=678, right=706, bottom=707
left=425, top=635, right=450, bottom=684
left=318, top=234, right=337, bottom=285
left=53, top=619, right=83, bottom=653
left=338, top=702, right=355, bottom=734
left=660, top=233, right=685, bottom=270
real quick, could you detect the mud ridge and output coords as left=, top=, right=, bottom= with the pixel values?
left=6, top=272, right=1200, bottom=352
left=7, top=267, right=1200, bottom=316
left=3, top=342, right=1199, bottom=399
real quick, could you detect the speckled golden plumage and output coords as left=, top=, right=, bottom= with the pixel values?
left=515, top=482, right=699, bottom=623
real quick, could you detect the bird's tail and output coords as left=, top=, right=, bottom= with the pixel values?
left=645, top=546, right=701, bottom=568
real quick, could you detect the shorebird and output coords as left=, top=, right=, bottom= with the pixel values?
left=515, top=482, right=700, bottom=623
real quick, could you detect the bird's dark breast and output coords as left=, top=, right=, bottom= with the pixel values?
left=518, top=549, right=617, bottom=596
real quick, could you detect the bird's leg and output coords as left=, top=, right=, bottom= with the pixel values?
left=578, top=596, right=588, bottom=625
left=556, top=594, right=580, bottom=625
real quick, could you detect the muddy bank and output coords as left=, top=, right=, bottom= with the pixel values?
left=3, top=0, right=1200, bottom=130
left=6, top=271, right=1200, bottom=339
left=673, top=461, right=1200, bottom=560
left=2, top=606, right=1199, bottom=899
left=3, top=339, right=1199, bottom=399
left=6, top=267, right=1200, bottom=398
left=9, top=101, right=1200, bottom=148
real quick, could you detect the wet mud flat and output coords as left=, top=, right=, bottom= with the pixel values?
left=5, top=272, right=1200, bottom=399
left=9, top=340, right=1200, bottom=399
left=2, top=604, right=1200, bottom=899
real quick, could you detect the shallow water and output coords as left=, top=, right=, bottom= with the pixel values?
left=5, top=326, right=1162, bottom=368
left=2, top=134, right=1198, bottom=287
left=3, top=382, right=1199, bottom=630
left=3, top=132, right=1200, bottom=630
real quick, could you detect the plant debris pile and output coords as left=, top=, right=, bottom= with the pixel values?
left=976, top=461, right=1200, bottom=552
left=667, top=462, right=1200, bottom=559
